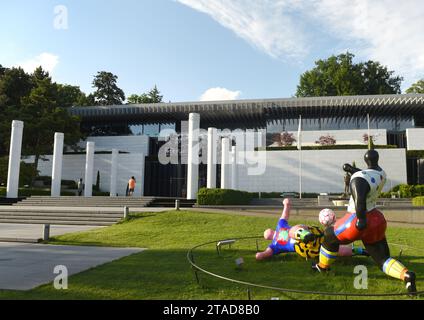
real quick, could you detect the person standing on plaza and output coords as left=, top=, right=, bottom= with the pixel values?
left=128, top=176, right=136, bottom=197
left=77, top=178, right=84, bottom=196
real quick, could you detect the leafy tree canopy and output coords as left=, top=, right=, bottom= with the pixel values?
left=92, top=71, right=125, bottom=105
left=128, top=85, right=163, bottom=104
left=296, top=52, right=403, bottom=97
left=406, top=79, right=424, bottom=94
left=0, top=66, right=83, bottom=176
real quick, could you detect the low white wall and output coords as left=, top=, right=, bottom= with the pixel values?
left=271, top=129, right=387, bottom=147
left=37, top=153, right=145, bottom=196
left=237, top=148, right=407, bottom=193
left=76, top=135, right=150, bottom=155
left=406, top=129, right=424, bottom=150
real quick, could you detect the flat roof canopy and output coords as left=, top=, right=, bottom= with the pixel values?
left=69, top=94, right=424, bottom=127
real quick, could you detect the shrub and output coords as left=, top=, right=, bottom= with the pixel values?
left=280, top=132, right=297, bottom=147
left=197, top=188, right=254, bottom=205
left=389, top=184, right=424, bottom=198
left=413, top=197, right=424, bottom=206
left=61, top=180, right=78, bottom=189
left=261, top=145, right=397, bottom=151
left=316, top=135, right=337, bottom=146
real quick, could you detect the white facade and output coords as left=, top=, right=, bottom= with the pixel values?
left=36, top=153, right=145, bottom=196
left=270, top=129, right=388, bottom=147
left=406, top=129, right=424, bottom=150
left=237, top=148, right=407, bottom=194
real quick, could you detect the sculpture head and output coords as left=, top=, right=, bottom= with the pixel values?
left=264, top=229, right=275, bottom=240
left=364, top=149, right=380, bottom=169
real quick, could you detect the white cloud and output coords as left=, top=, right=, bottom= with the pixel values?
left=176, top=0, right=424, bottom=86
left=307, top=0, right=424, bottom=87
left=200, top=87, right=242, bottom=101
left=176, top=0, right=309, bottom=60
left=16, top=52, right=59, bottom=74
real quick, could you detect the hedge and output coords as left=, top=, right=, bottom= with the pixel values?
left=35, top=176, right=78, bottom=189
left=413, top=197, right=424, bottom=206
left=380, top=185, right=424, bottom=198
left=258, top=145, right=397, bottom=151
left=197, top=189, right=325, bottom=205
left=407, top=150, right=424, bottom=158
left=197, top=188, right=255, bottom=205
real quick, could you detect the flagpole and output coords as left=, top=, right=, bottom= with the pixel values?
left=367, top=113, right=371, bottom=149
left=298, top=115, right=302, bottom=200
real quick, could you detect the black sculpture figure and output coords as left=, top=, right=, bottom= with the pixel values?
left=313, top=150, right=417, bottom=294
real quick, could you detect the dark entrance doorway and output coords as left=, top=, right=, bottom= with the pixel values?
left=144, top=157, right=209, bottom=197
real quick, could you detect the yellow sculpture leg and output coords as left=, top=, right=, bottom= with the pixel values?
left=383, top=258, right=408, bottom=281
left=318, top=246, right=339, bottom=269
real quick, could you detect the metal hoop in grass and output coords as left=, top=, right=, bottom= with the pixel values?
left=187, top=236, right=424, bottom=299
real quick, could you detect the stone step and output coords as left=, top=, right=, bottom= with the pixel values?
left=0, top=212, right=123, bottom=218
left=0, top=217, right=120, bottom=224
left=0, top=218, right=115, bottom=226
left=0, top=207, right=122, bottom=213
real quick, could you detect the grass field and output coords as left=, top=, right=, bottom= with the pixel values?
left=0, top=210, right=423, bottom=300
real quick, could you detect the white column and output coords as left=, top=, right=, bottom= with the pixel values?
left=6, top=120, right=24, bottom=198
left=231, top=145, right=238, bottom=190
left=51, top=133, right=64, bottom=197
left=84, top=142, right=95, bottom=197
left=135, top=154, right=145, bottom=197
left=187, top=113, right=200, bottom=200
left=221, top=137, right=231, bottom=189
left=207, top=127, right=218, bottom=189
left=110, top=149, right=118, bottom=197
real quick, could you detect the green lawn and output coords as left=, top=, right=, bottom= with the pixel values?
left=0, top=210, right=423, bottom=300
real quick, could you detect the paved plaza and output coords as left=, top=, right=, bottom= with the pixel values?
left=0, top=223, right=103, bottom=242
left=0, top=242, right=145, bottom=290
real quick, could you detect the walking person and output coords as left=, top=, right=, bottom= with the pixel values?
left=77, top=178, right=84, bottom=196
left=128, top=176, right=136, bottom=197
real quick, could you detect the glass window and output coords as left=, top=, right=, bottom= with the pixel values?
left=397, top=117, right=414, bottom=131
left=130, top=125, right=143, bottom=136
left=321, top=118, right=340, bottom=130
left=267, top=120, right=285, bottom=134
left=159, top=123, right=176, bottom=132
left=377, top=118, right=395, bottom=130
left=143, top=124, right=160, bottom=137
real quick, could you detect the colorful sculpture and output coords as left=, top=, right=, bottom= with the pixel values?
left=313, top=150, right=417, bottom=294
left=256, top=199, right=367, bottom=261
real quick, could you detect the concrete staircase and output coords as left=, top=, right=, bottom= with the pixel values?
left=13, top=196, right=156, bottom=208
left=0, top=206, right=124, bottom=226
left=0, top=196, right=196, bottom=226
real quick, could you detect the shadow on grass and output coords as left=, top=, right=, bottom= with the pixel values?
left=0, top=245, right=422, bottom=301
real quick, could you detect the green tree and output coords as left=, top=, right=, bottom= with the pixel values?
left=92, top=71, right=125, bottom=105
left=57, top=84, right=88, bottom=108
left=0, top=67, right=33, bottom=107
left=127, top=85, right=163, bottom=104
left=406, top=79, right=424, bottom=94
left=296, top=52, right=403, bottom=97
left=0, top=64, right=6, bottom=77
left=127, top=93, right=150, bottom=104
left=148, top=85, right=163, bottom=103
left=16, top=68, right=83, bottom=182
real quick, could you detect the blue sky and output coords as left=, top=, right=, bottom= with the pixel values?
left=1, top=0, right=423, bottom=103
